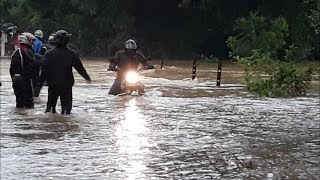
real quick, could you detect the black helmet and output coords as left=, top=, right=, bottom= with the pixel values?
left=54, top=30, right=71, bottom=47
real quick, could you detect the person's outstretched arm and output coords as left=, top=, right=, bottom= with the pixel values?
left=72, top=53, right=91, bottom=82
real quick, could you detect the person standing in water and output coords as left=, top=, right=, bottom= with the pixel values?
left=42, top=30, right=91, bottom=114
left=9, top=32, right=37, bottom=108
left=32, top=29, right=45, bottom=97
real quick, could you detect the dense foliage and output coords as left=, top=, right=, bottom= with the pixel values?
left=1, top=0, right=318, bottom=97
left=221, top=0, right=319, bottom=97
left=1, top=0, right=319, bottom=60
left=227, top=12, right=288, bottom=59
left=228, top=13, right=316, bottom=97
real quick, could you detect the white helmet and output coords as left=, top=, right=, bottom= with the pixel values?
left=125, top=39, right=137, bottom=50
left=34, top=30, right=43, bottom=38
left=18, top=32, right=36, bottom=46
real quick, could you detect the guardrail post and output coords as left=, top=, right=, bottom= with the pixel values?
left=192, top=59, right=197, bottom=80
left=216, top=60, right=222, bottom=86
left=160, top=58, right=164, bottom=69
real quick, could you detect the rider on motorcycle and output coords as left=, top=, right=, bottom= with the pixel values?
left=108, top=39, right=154, bottom=95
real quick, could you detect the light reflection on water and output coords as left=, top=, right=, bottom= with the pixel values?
left=1, top=58, right=319, bottom=179
left=115, top=98, right=152, bottom=180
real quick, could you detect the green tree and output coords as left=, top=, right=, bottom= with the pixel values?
left=257, top=0, right=320, bottom=60
left=228, top=13, right=315, bottom=97
left=227, top=12, right=288, bottom=59
left=2, top=0, right=136, bottom=56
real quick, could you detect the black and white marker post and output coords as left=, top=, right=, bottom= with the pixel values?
left=216, top=60, right=222, bottom=86
left=192, top=59, right=197, bottom=80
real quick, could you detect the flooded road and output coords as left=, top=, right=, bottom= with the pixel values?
left=1, top=58, right=319, bottom=179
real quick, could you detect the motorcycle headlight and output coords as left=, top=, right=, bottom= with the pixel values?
left=125, top=71, right=139, bottom=84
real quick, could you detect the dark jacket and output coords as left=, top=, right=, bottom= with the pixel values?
left=43, top=47, right=90, bottom=88
left=40, top=43, right=55, bottom=55
left=110, top=50, right=149, bottom=79
left=10, top=45, right=35, bottom=78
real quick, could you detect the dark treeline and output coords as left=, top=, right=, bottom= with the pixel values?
left=1, top=0, right=319, bottom=59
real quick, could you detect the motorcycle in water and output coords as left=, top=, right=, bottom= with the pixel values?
left=108, top=65, right=154, bottom=96
left=108, top=56, right=154, bottom=96
left=117, top=67, right=146, bottom=96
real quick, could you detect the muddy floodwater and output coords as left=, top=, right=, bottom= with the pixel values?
left=1, top=58, right=319, bottom=179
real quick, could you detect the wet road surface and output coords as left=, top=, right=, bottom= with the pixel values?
left=1, top=58, right=319, bottom=179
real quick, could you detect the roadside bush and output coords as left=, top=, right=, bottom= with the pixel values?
left=239, top=52, right=314, bottom=97
left=228, top=12, right=316, bottom=97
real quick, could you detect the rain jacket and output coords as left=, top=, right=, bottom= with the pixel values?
left=10, top=44, right=36, bottom=107
left=110, top=50, right=149, bottom=79
left=10, top=44, right=36, bottom=78
left=33, top=38, right=43, bottom=55
left=43, top=47, right=90, bottom=88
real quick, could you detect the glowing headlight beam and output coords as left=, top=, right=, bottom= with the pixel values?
left=125, top=71, right=139, bottom=84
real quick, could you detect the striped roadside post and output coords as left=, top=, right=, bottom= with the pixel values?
left=216, top=61, right=222, bottom=86
left=192, top=59, right=197, bottom=80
